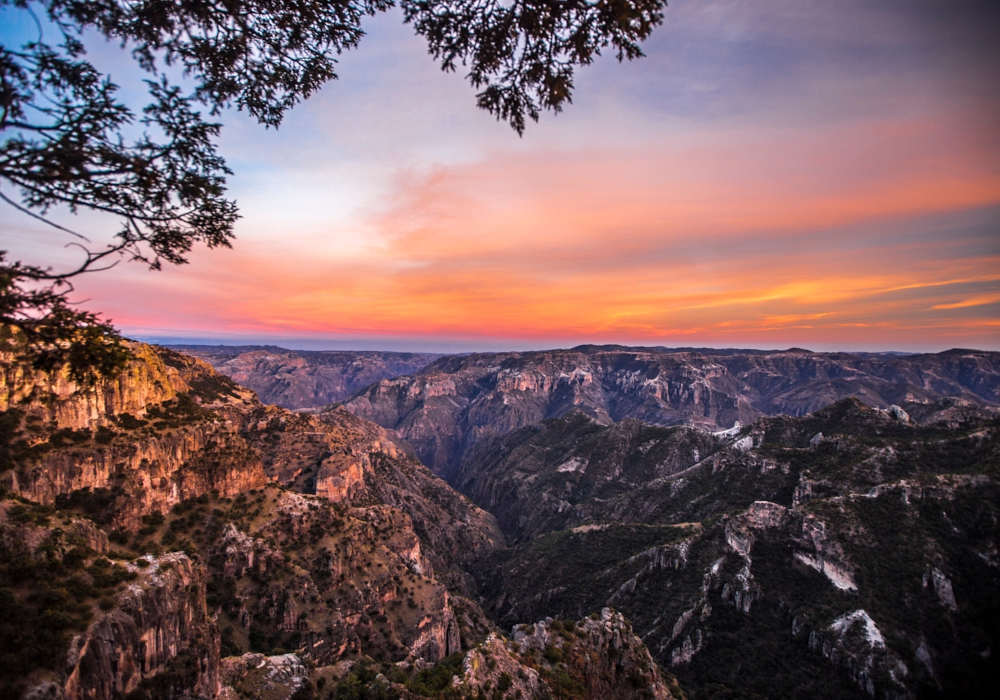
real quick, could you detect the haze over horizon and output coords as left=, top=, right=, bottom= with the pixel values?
left=146, top=335, right=978, bottom=357
left=4, top=0, right=999, bottom=352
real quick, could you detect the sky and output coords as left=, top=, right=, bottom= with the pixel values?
left=3, top=0, right=999, bottom=353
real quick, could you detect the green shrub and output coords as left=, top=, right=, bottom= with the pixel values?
left=407, top=653, right=465, bottom=697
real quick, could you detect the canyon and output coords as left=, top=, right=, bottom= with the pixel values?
left=0, top=337, right=680, bottom=700
left=465, top=398, right=1000, bottom=698
left=338, top=345, right=1000, bottom=480
left=2, top=336, right=997, bottom=699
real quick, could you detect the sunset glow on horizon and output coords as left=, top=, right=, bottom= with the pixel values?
left=4, top=0, right=999, bottom=353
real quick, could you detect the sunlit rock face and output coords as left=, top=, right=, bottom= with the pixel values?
left=341, top=346, right=1000, bottom=479
left=11, top=426, right=267, bottom=532
left=2, top=342, right=268, bottom=531
left=1, top=339, right=509, bottom=699
left=0, top=342, right=179, bottom=431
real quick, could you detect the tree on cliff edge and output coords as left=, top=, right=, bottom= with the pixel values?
left=0, top=0, right=667, bottom=377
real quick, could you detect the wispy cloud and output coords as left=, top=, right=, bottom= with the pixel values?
left=4, top=1, right=998, bottom=352
left=932, top=294, right=1000, bottom=310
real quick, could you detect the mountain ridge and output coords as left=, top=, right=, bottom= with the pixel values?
left=172, top=346, right=442, bottom=409
left=337, top=345, right=1000, bottom=480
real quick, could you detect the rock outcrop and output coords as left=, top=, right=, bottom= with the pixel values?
left=314, top=609, right=681, bottom=700
left=218, top=653, right=309, bottom=700
left=506, top=609, right=680, bottom=700
left=62, top=554, right=220, bottom=700
left=2, top=501, right=220, bottom=700
left=238, top=404, right=505, bottom=573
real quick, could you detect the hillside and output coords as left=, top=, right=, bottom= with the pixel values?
left=173, top=345, right=440, bottom=409
left=0, top=336, right=678, bottom=700
left=340, top=346, right=1000, bottom=480
left=462, top=398, right=1000, bottom=699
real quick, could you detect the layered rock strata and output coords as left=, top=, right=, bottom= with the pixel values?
left=1, top=338, right=508, bottom=698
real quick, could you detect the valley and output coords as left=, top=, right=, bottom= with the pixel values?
left=338, top=346, right=1000, bottom=480
left=1, top=337, right=997, bottom=699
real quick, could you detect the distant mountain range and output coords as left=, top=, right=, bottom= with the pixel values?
left=340, top=346, right=1000, bottom=479
left=171, top=345, right=441, bottom=408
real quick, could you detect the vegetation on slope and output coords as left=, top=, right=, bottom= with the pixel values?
left=465, top=399, right=1000, bottom=699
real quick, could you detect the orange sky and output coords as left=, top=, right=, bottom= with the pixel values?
left=4, top=1, right=1000, bottom=352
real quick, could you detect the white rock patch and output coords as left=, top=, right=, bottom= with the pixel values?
left=829, top=610, right=886, bottom=649
left=556, top=457, right=585, bottom=473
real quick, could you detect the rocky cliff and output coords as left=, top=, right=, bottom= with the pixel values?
left=341, top=346, right=1000, bottom=480
left=1, top=340, right=269, bottom=531
left=471, top=399, right=1000, bottom=699
left=1, top=337, right=514, bottom=699
left=173, top=346, right=439, bottom=409
left=0, top=499, right=219, bottom=700
left=0, top=342, right=178, bottom=431
left=504, top=608, right=680, bottom=700
left=203, top=488, right=464, bottom=666
left=62, top=553, right=221, bottom=700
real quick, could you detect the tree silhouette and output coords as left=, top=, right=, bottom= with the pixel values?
left=1, top=0, right=666, bottom=376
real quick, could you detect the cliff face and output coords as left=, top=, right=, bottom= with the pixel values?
left=174, top=346, right=439, bottom=409
left=0, top=343, right=180, bottom=432
left=440, top=608, right=682, bottom=700
left=473, top=399, right=1000, bottom=699
left=2, top=339, right=513, bottom=699
left=1, top=498, right=219, bottom=700
left=1, top=343, right=268, bottom=532
left=341, top=347, right=1000, bottom=480
left=203, top=490, right=464, bottom=666
left=62, top=553, right=220, bottom=700
left=217, top=653, right=309, bottom=700
left=10, top=426, right=266, bottom=532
